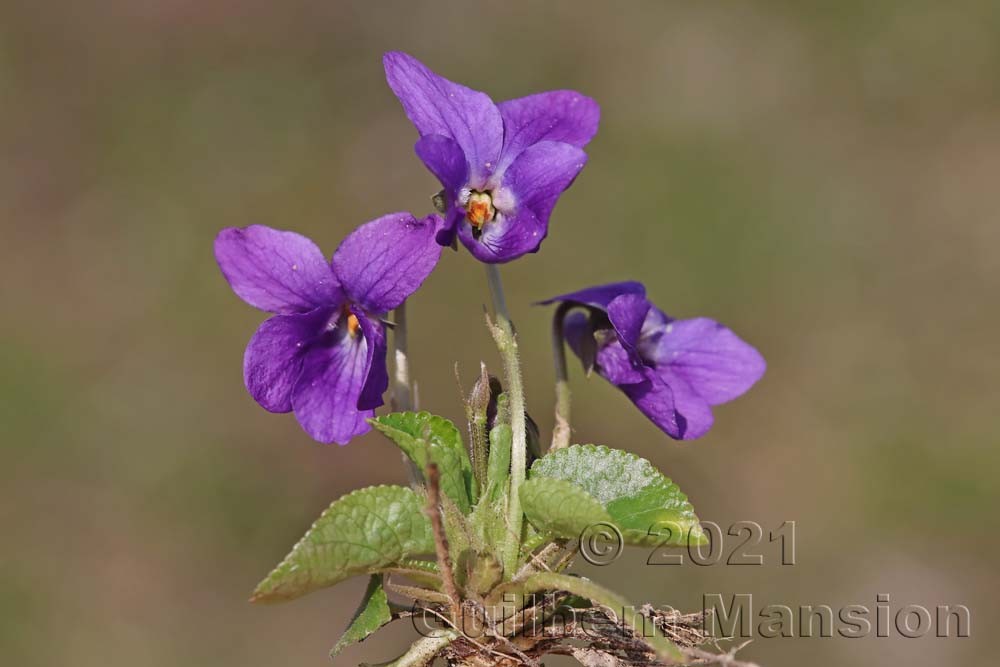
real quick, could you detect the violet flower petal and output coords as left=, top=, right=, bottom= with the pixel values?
left=291, top=333, right=372, bottom=445
left=243, top=308, right=333, bottom=413
left=435, top=207, right=464, bottom=247
left=595, top=337, right=646, bottom=386
left=415, top=134, right=469, bottom=193
left=355, top=308, right=388, bottom=411
left=562, top=311, right=591, bottom=359
left=461, top=141, right=586, bottom=262
left=648, top=317, right=766, bottom=405
left=621, top=368, right=714, bottom=440
left=383, top=51, right=502, bottom=184
left=215, top=225, right=342, bottom=314
left=332, top=212, right=443, bottom=313
left=500, top=140, right=588, bottom=226
left=459, top=205, right=546, bottom=264
left=497, top=90, right=600, bottom=171
left=540, top=281, right=647, bottom=309
left=607, top=293, right=651, bottom=353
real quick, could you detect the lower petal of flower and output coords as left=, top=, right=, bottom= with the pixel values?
left=644, top=317, right=766, bottom=406
left=291, top=330, right=372, bottom=445
left=457, top=205, right=546, bottom=263
left=621, top=367, right=714, bottom=440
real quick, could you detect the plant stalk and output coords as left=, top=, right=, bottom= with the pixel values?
left=392, top=301, right=422, bottom=485
left=424, top=463, right=463, bottom=621
left=484, top=264, right=527, bottom=579
left=392, top=301, right=413, bottom=410
left=550, top=302, right=574, bottom=451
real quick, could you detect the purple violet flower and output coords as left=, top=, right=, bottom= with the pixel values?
left=543, top=282, right=766, bottom=440
left=214, top=213, right=442, bottom=444
left=383, top=51, right=600, bottom=264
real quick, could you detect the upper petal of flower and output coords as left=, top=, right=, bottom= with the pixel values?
left=644, top=317, right=766, bottom=405
left=499, top=140, right=588, bottom=226
left=291, top=329, right=372, bottom=445
left=215, top=225, right=342, bottom=314
left=354, top=308, right=388, bottom=411
left=243, top=308, right=334, bottom=413
left=383, top=51, right=503, bottom=184
left=415, top=134, right=469, bottom=193
left=540, top=281, right=647, bottom=309
left=332, top=212, right=443, bottom=313
left=621, top=367, right=714, bottom=440
left=497, top=90, right=600, bottom=171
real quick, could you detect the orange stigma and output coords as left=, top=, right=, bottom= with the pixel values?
left=465, top=191, right=495, bottom=228
left=340, top=304, right=361, bottom=337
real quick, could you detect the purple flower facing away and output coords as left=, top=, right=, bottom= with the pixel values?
left=543, top=282, right=766, bottom=440
left=214, top=213, right=442, bottom=445
left=383, top=51, right=600, bottom=264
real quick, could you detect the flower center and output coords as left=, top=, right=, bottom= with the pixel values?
left=340, top=304, right=361, bottom=337
left=465, top=190, right=495, bottom=229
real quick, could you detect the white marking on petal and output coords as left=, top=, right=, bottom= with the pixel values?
left=492, top=187, right=515, bottom=212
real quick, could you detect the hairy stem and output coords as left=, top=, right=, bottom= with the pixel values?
left=484, top=264, right=527, bottom=579
left=550, top=302, right=574, bottom=451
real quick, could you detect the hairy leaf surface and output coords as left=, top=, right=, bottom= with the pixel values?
left=371, top=412, right=475, bottom=513
left=252, top=485, right=434, bottom=603
left=527, top=445, right=705, bottom=546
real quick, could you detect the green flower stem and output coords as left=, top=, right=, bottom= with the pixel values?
left=392, top=301, right=413, bottom=410
left=391, top=301, right=421, bottom=485
left=550, top=301, right=574, bottom=451
left=484, top=264, right=527, bottom=579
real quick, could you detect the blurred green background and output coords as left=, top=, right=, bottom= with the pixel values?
left=2, top=1, right=996, bottom=665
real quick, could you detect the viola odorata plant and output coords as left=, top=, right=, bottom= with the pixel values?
left=215, top=52, right=765, bottom=667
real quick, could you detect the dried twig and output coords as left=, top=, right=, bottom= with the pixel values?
left=681, top=641, right=759, bottom=667
left=425, top=463, right=463, bottom=621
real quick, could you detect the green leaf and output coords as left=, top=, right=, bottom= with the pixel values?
left=331, top=575, right=393, bottom=657
left=371, top=412, right=475, bottom=513
left=527, top=445, right=705, bottom=547
left=484, top=421, right=511, bottom=504
left=519, top=477, right=614, bottom=539
left=251, top=485, right=434, bottom=603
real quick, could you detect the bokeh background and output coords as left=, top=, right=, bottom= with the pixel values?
left=2, top=1, right=996, bottom=665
